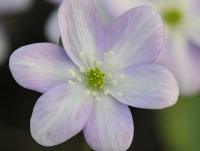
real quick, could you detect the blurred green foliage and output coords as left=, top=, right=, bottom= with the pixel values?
left=159, top=94, right=200, bottom=151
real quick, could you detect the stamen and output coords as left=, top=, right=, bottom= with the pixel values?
left=112, top=80, right=118, bottom=86
left=69, top=68, right=76, bottom=78
left=80, top=51, right=85, bottom=60
left=68, top=80, right=75, bottom=85
left=86, top=67, right=105, bottom=90
left=107, top=73, right=112, bottom=79
left=118, top=92, right=123, bottom=97
left=103, top=88, right=110, bottom=95
left=84, top=89, right=91, bottom=96
left=80, top=66, right=86, bottom=73
left=92, top=91, right=98, bottom=96
left=120, top=74, right=125, bottom=79
left=119, top=63, right=124, bottom=69
left=96, top=61, right=102, bottom=67
left=77, top=77, right=82, bottom=82
left=96, top=96, right=102, bottom=101
left=104, top=51, right=114, bottom=56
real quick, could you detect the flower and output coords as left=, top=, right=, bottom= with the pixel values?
left=0, top=0, right=33, bottom=14
left=93, top=0, right=200, bottom=95
left=0, top=0, right=33, bottom=65
left=9, top=0, right=179, bottom=150
left=45, top=0, right=63, bottom=42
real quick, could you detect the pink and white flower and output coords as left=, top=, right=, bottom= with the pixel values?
left=45, top=0, right=62, bottom=42
left=9, top=0, right=179, bottom=150
left=0, top=0, right=33, bottom=65
left=93, top=0, right=200, bottom=95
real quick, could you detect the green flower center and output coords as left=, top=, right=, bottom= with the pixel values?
left=87, top=67, right=105, bottom=90
left=162, top=8, right=183, bottom=27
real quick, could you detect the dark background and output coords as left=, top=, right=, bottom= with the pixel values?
left=0, top=0, right=200, bottom=151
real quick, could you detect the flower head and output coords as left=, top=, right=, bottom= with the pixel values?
left=9, top=0, right=179, bottom=150
left=45, top=0, right=63, bottom=42
left=0, top=0, right=33, bottom=14
left=0, top=0, right=33, bottom=65
left=93, top=0, right=200, bottom=95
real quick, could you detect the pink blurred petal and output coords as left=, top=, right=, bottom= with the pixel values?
left=0, top=0, right=33, bottom=14
left=84, top=95, right=133, bottom=151
left=157, top=32, right=200, bottom=95
left=45, top=10, right=60, bottom=43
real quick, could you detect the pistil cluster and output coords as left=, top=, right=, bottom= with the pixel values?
left=162, top=8, right=183, bottom=26
left=87, top=67, right=105, bottom=90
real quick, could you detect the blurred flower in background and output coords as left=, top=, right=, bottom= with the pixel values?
left=0, top=0, right=33, bottom=65
left=45, top=0, right=62, bottom=42
left=0, top=0, right=33, bottom=14
left=93, top=0, right=200, bottom=96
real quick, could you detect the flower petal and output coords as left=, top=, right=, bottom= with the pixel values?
left=157, top=31, right=200, bottom=95
left=0, top=0, right=33, bottom=14
left=9, top=43, right=77, bottom=93
left=187, top=15, right=200, bottom=48
left=102, top=6, right=164, bottom=72
left=46, top=0, right=62, bottom=5
left=31, top=83, right=93, bottom=146
left=93, top=0, right=153, bottom=23
left=110, top=64, right=179, bottom=109
left=45, top=10, right=60, bottom=43
left=58, top=0, right=104, bottom=67
left=84, top=95, right=133, bottom=151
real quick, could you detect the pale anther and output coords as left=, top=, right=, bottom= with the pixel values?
left=84, top=89, right=91, bottom=96
left=68, top=80, right=75, bottom=85
left=69, top=68, right=76, bottom=77
left=120, top=74, right=125, bottom=79
left=104, top=88, right=110, bottom=95
left=118, top=92, right=123, bottom=97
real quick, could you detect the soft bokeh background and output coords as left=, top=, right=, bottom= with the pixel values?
left=0, top=0, right=200, bottom=150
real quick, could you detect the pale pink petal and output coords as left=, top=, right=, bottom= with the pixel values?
left=157, top=31, right=200, bottom=95
left=9, top=43, right=77, bottom=93
left=84, top=95, right=133, bottom=151
left=110, top=64, right=179, bottom=109
left=31, top=83, right=93, bottom=146
left=58, top=0, right=105, bottom=67
left=102, top=6, right=164, bottom=72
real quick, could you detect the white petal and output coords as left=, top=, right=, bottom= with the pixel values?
left=58, top=0, right=104, bottom=67
left=102, top=6, right=164, bottom=72
left=31, top=83, right=93, bottom=146
left=9, top=43, right=77, bottom=93
left=84, top=95, right=133, bottom=151
left=45, top=10, right=60, bottom=43
left=110, top=64, right=179, bottom=109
